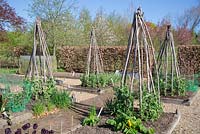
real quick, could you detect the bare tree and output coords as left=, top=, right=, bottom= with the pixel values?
left=178, top=3, right=200, bottom=32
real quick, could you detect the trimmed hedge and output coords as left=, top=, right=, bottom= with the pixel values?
left=57, top=46, right=153, bottom=73
left=178, top=45, right=200, bottom=75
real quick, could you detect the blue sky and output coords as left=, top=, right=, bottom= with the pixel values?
left=7, top=0, right=198, bottom=25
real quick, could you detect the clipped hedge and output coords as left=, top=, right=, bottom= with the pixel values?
left=57, top=46, right=153, bottom=73
left=178, top=45, right=200, bottom=75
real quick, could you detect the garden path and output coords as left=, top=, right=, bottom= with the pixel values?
left=164, top=91, right=200, bottom=134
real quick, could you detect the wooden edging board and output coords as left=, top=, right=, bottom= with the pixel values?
left=161, top=109, right=181, bottom=134
left=53, top=72, right=82, bottom=79
left=161, top=89, right=200, bottom=106
left=66, top=85, right=112, bottom=94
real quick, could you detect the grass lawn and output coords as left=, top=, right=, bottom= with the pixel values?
left=0, top=68, right=18, bottom=74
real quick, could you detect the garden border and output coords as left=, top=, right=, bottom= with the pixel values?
left=66, top=85, right=111, bottom=94
left=161, top=109, right=181, bottom=134
left=63, top=110, right=181, bottom=134
left=161, top=89, right=200, bottom=106
left=53, top=72, right=82, bottom=79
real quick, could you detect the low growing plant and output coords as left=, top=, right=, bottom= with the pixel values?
left=82, top=106, right=100, bottom=126
left=51, top=90, right=72, bottom=109
left=106, top=110, right=155, bottom=134
left=32, top=101, right=46, bottom=116
left=46, top=102, right=56, bottom=112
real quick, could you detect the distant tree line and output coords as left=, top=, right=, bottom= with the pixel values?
left=0, top=0, right=200, bottom=60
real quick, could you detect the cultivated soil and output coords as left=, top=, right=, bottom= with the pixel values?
left=161, top=91, right=194, bottom=100
left=1, top=75, right=200, bottom=134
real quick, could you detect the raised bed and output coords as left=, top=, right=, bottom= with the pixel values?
left=66, top=85, right=112, bottom=95
left=161, top=89, right=200, bottom=106
left=67, top=109, right=181, bottom=134
left=53, top=72, right=82, bottom=79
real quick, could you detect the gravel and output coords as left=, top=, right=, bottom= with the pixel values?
left=164, top=90, right=200, bottom=134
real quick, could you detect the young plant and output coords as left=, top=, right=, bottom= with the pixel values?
left=51, top=90, right=72, bottom=109
left=106, top=110, right=155, bottom=134
left=106, top=86, right=134, bottom=116
left=32, top=101, right=46, bottom=116
left=82, top=106, right=100, bottom=126
left=43, top=78, right=57, bottom=100
left=31, top=78, right=43, bottom=100
left=174, top=77, right=186, bottom=96
left=80, top=73, right=120, bottom=88
left=46, top=102, right=56, bottom=112
left=140, top=90, right=163, bottom=121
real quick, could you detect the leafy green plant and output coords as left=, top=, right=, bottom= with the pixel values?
left=82, top=106, right=100, bottom=126
left=43, top=78, right=56, bottom=100
left=106, top=110, right=154, bottom=134
left=31, top=78, right=57, bottom=101
left=32, top=101, right=46, bottom=116
left=80, top=73, right=120, bottom=88
left=46, top=102, right=56, bottom=112
left=51, top=90, right=72, bottom=109
left=174, top=77, right=186, bottom=96
left=156, top=75, right=187, bottom=96
left=31, top=78, right=43, bottom=100
left=106, top=86, right=134, bottom=116
left=141, top=90, right=163, bottom=121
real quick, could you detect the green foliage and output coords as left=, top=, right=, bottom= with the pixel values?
left=82, top=106, right=100, bottom=126
left=3, top=80, right=32, bottom=112
left=80, top=73, right=120, bottom=88
left=31, top=78, right=43, bottom=100
left=51, top=90, right=72, bottom=109
left=157, top=75, right=187, bottom=96
left=106, top=86, right=134, bottom=116
left=32, top=101, right=46, bottom=116
left=31, top=78, right=56, bottom=101
left=106, top=110, right=155, bottom=134
left=46, top=102, right=56, bottom=112
left=174, top=77, right=186, bottom=96
left=43, top=78, right=57, bottom=100
left=141, top=91, right=163, bottom=121
left=0, top=68, right=18, bottom=74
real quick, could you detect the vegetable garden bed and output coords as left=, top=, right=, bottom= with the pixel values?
left=69, top=110, right=180, bottom=134
left=161, top=89, right=200, bottom=106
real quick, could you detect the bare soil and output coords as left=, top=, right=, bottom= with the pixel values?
left=70, top=112, right=176, bottom=134
left=161, top=91, right=194, bottom=100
